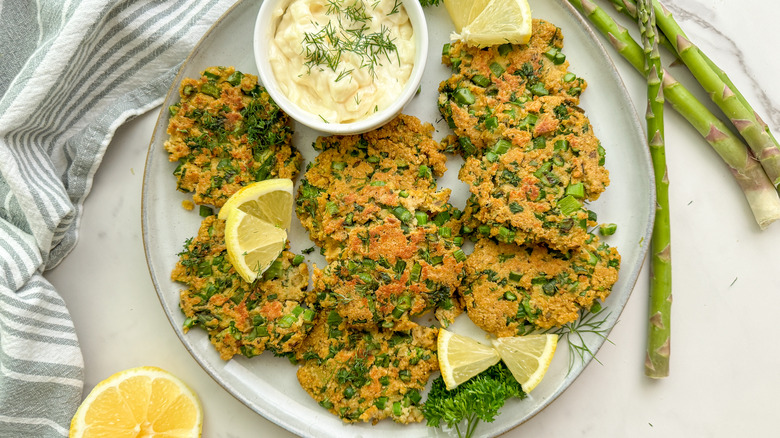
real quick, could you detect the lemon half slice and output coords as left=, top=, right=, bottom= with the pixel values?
left=70, top=366, right=202, bottom=438
left=437, top=329, right=501, bottom=390
left=217, top=178, right=293, bottom=226
left=225, top=209, right=287, bottom=283
left=491, top=334, right=558, bottom=393
left=455, top=0, right=533, bottom=48
left=444, top=0, right=491, bottom=33
left=219, top=179, right=294, bottom=282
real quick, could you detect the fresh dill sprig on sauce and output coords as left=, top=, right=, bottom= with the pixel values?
left=301, top=0, right=399, bottom=79
left=422, top=362, right=525, bottom=438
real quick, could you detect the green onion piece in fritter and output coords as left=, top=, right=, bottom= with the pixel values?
left=566, top=182, right=585, bottom=199
left=202, top=70, right=220, bottom=80
left=600, top=223, right=617, bottom=236
left=557, top=195, right=582, bottom=216
left=491, top=139, right=511, bottom=155
left=410, top=263, right=422, bottom=282
left=472, top=74, right=491, bottom=87
left=485, top=116, right=498, bottom=131
left=597, top=144, right=606, bottom=166
left=226, top=71, right=244, bottom=86
left=497, top=43, right=512, bottom=57
left=392, top=206, right=413, bottom=224
left=459, top=136, right=477, bottom=156
left=453, top=88, right=476, bottom=106
left=415, top=211, right=428, bottom=225
left=497, top=226, right=515, bottom=243
left=554, top=139, right=569, bottom=151
left=199, top=205, right=213, bottom=217
left=453, top=249, right=466, bottom=262
left=489, top=62, right=505, bottom=77
left=277, top=314, right=297, bottom=328
left=433, top=211, right=450, bottom=226
left=200, top=82, right=220, bottom=99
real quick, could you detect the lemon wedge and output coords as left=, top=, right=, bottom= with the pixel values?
left=218, top=179, right=294, bottom=282
left=70, top=366, right=202, bottom=438
left=444, top=0, right=490, bottom=33
left=491, top=334, right=558, bottom=393
left=217, top=178, right=293, bottom=226
left=437, top=329, right=501, bottom=390
left=455, top=0, right=533, bottom=48
left=225, top=209, right=288, bottom=282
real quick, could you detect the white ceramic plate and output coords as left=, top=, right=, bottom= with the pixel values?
left=142, top=1, right=654, bottom=436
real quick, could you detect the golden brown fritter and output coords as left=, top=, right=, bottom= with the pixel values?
left=164, top=66, right=302, bottom=207
left=460, top=237, right=620, bottom=337
left=295, top=316, right=438, bottom=424
left=438, top=18, right=610, bottom=251
left=293, top=114, right=467, bottom=422
left=309, top=217, right=465, bottom=330
left=438, top=19, right=587, bottom=154
left=456, top=95, right=609, bottom=251
left=173, top=215, right=312, bottom=360
left=296, top=114, right=449, bottom=247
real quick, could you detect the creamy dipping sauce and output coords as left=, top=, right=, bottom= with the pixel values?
left=268, top=0, right=415, bottom=123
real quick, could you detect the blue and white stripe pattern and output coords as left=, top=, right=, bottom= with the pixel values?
left=0, top=0, right=234, bottom=435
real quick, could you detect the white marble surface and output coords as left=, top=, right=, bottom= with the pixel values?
left=47, top=1, right=780, bottom=437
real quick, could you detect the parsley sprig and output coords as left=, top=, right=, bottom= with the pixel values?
left=422, top=363, right=525, bottom=438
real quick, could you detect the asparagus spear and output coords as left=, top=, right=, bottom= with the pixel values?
left=637, top=0, right=671, bottom=378
left=609, top=0, right=780, bottom=188
left=567, top=0, right=780, bottom=229
left=639, top=0, right=780, bottom=188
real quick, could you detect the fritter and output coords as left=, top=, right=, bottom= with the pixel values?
left=295, top=316, right=438, bottom=424
left=460, top=236, right=620, bottom=337
left=309, top=217, right=465, bottom=330
left=296, top=114, right=448, bottom=246
left=173, top=215, right=312, bottom=360
left=457, top=95, right=610, bottom=251
left=293, top=114, right=464, bottom=422
left=438, top=19, right=587, bottom=155
left=164, top=66, right=302, bottom=207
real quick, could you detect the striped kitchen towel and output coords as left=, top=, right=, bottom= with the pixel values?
left=0, top=0, right=235, bottom=436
